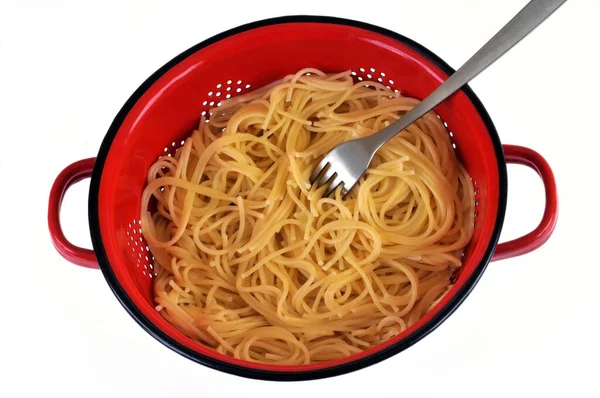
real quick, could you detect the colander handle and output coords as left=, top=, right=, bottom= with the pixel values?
left=48, top=158, right=99, bottom=269
left=492, top=145, right=558, bottom=261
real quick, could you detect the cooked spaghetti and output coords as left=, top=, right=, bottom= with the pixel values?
left=140, top=68, right=474, bottom=365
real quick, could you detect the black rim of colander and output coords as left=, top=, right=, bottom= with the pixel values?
left=89, top=15, right=508, bottom=382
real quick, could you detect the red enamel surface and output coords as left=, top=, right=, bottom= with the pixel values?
left=48, top=20, right=558, bottom=374
left=48, top=158, right=98, bottom=269
left=492, top=145, right=558, bottom=261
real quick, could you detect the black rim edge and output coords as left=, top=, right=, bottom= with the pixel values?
left=88, top=15, right=508, bottom=382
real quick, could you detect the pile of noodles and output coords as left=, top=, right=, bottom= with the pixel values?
left=140, top=68, right=474, bottom=364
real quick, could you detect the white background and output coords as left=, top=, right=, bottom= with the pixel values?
left=1, top=0, right=599, bottom=396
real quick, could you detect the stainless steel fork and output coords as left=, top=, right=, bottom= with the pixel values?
left=310, top=0, right=566, bottom=197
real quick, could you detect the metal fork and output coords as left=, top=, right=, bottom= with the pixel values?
left=310, top=0, right=566, bottom=197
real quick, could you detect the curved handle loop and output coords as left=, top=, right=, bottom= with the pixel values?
left=48, top=158, right=99, bottom=269
left=492, top=145, right=558, bottom=261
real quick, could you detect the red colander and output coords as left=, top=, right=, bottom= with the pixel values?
left=47, top=16, right=558, bottom=381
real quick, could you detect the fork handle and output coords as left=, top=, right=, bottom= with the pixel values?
left=366, top=0, right=567, bottom=150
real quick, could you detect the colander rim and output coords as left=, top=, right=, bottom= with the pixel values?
left=88, top=15, right=508, bottom=381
